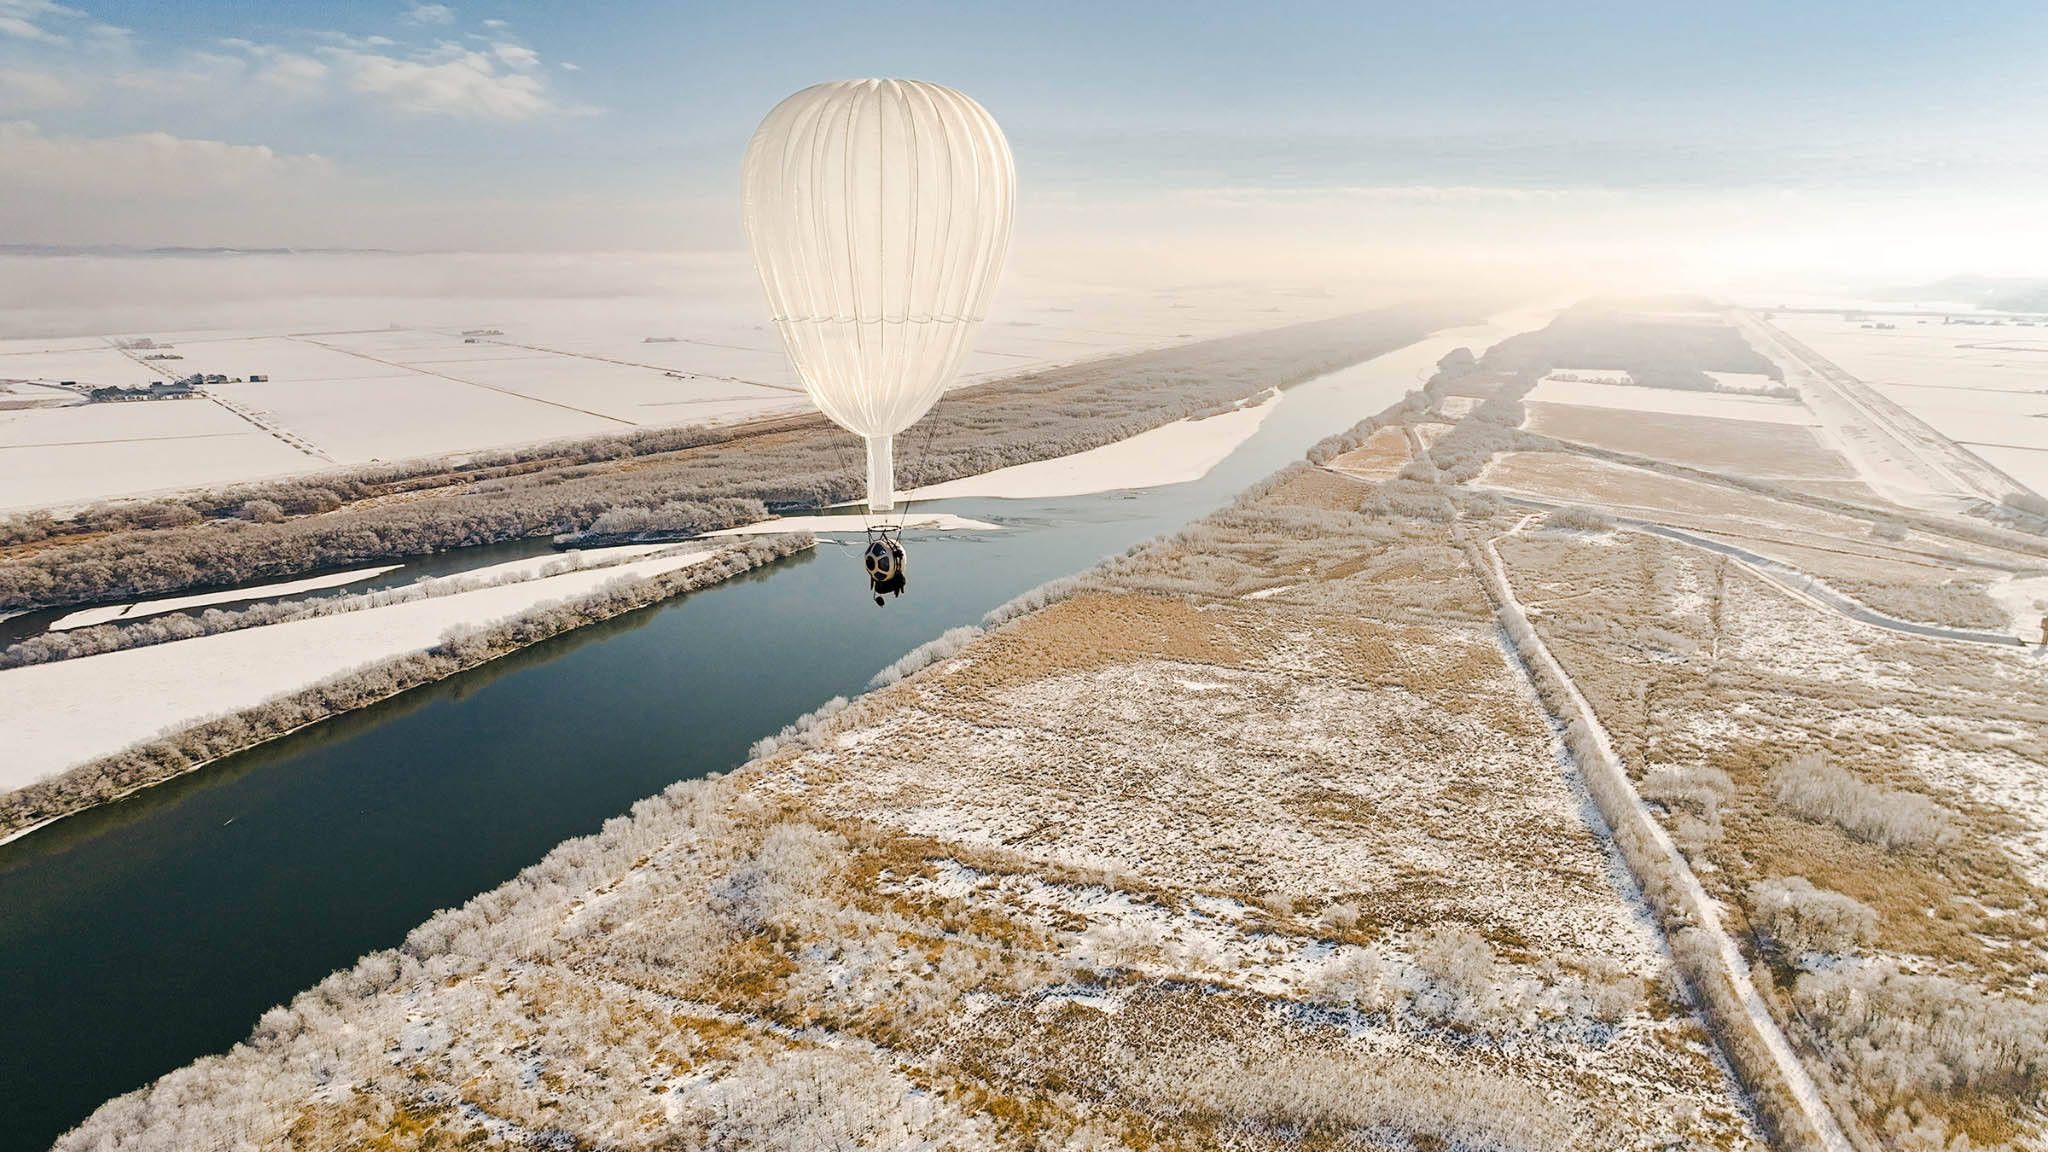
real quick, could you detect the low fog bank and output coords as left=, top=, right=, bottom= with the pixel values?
left=0, top=242, right=1575, bottom=343
left=0, top=251, right=774, bottom=340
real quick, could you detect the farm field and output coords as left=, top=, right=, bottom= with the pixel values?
left=0, top=251, right=1404, bottom=513
left=1768, top=313, right=2048, bottom=496
left=1522, top=403, right=1863, bottom=492
left=0, top=391, right=313, bottom=509
left=1526, top=376, right=1814, bottom=424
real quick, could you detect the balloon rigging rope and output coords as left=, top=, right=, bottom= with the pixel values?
left=820, top=425, right=872, bottom=535
left=893, top=391, right=949, bottom=531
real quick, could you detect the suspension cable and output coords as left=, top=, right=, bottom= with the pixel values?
left=892, top=395, right=949, bottom=531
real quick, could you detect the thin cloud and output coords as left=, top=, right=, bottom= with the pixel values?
left=0, top=118, right=331, bottom=192
left=490, top=41, right=538, bottom=70
left=401, top=4, right=455, bottom=26
left=0, top=0, right=124, bottom=45
left=4, top=3, right=581, bottom=122
left=323, top=42, right=558, bottom=120
left=0, top=119, right=339, bottom=247
left=0, top=67, right=76, bottom=110
left=0, top=0, right=62, bottom=42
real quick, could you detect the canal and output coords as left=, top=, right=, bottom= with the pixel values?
left=0, top=327, right=1486, bottom=1149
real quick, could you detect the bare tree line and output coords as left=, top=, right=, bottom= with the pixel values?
left=0, top=535, right=810, bottom=842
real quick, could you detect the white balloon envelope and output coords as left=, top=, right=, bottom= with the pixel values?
left=741, top=78, right=1015, bottom=513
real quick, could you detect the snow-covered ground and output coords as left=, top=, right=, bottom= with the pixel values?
left=0, top=252, right=1389, bottom=513
left=1767, top=313, right=2048, bottom=496
left=429, top=541, right=691, bottom=583
left=890, top=304, right=1562, bottom=504
left=901, top=390, right=1282, bottom=502
left=0, top=390, right=315, bottom=510
left=0, top=549, right=717, bottom=791
left=1526, top=377, right=1818, bottom=426
left=45, top=543, right=691, bottom=632
left=49, top=564, right=402, bottom=630
left=1990, top=574, right=2048, bottom=639
left=1736, top=313, right=1986, bottom=511
left=709, top=513, right=999, bottom=536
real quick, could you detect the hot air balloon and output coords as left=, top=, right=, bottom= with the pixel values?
left=741, top=78, right=1015, bottom=605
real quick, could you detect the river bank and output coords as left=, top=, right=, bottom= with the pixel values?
left=0, top=535, right=811, bottom=844
left=1, top=309, right=1556, bottom=1149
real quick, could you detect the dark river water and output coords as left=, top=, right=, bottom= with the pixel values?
left=0, top=338, right=1461, bottom=1149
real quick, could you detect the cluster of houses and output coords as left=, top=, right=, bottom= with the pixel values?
left=87, top=371, right=269, bottom=402
left=91, top=379, right=199, bottom=402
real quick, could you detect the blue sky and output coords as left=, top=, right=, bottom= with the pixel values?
left=2, top=0, right=2044, bottom=276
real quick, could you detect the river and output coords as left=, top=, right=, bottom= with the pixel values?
left=0, top=322, right=1510, bottom=1150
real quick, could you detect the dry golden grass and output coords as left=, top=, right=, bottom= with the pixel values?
left=951, top=593, right=1250, bottom=693
left=1525, top=402, right=1859, bottom=482
left=1327, top=426, right=1411, bottom=480
left=1496, top=526, right=2048, bottom=1147
left=1485, top=451, right=1875, bottom=536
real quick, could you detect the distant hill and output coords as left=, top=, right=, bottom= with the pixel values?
left=1986, top=284, right=2048, bottom=313
left=1881, top=274, right=2048, bottom=312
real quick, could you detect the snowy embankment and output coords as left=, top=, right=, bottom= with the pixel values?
left=0, top=549, right=717, bottom=793
left=899, top=388, right=1283, bottom=501
left=49, top=565, right=403, bottom=630
left=885, top=304, right=1562, bottom=505
left=709, top=512, right=1000, bottom=536
left=37, top=542, right=689, bottom=637
left=1525, top=377, right=1817, bottom=426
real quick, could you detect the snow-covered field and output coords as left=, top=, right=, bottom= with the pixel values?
left=44, top=543, right=689, bottom=632
left=0, top=548, right=716, bottom=791
left=1991, top=574, right=2048, bottom=638
left=1527, top=376, right=1818, bottom=425
left=902, top=389, right=1283, bottom=501
left=1768, top=313, right=2048, bottom=495
left=0, top=393, right=316, bottom=510
left=0, top=252, right=1397, bottom=513
left=0, top=344, right=147, bottom=388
